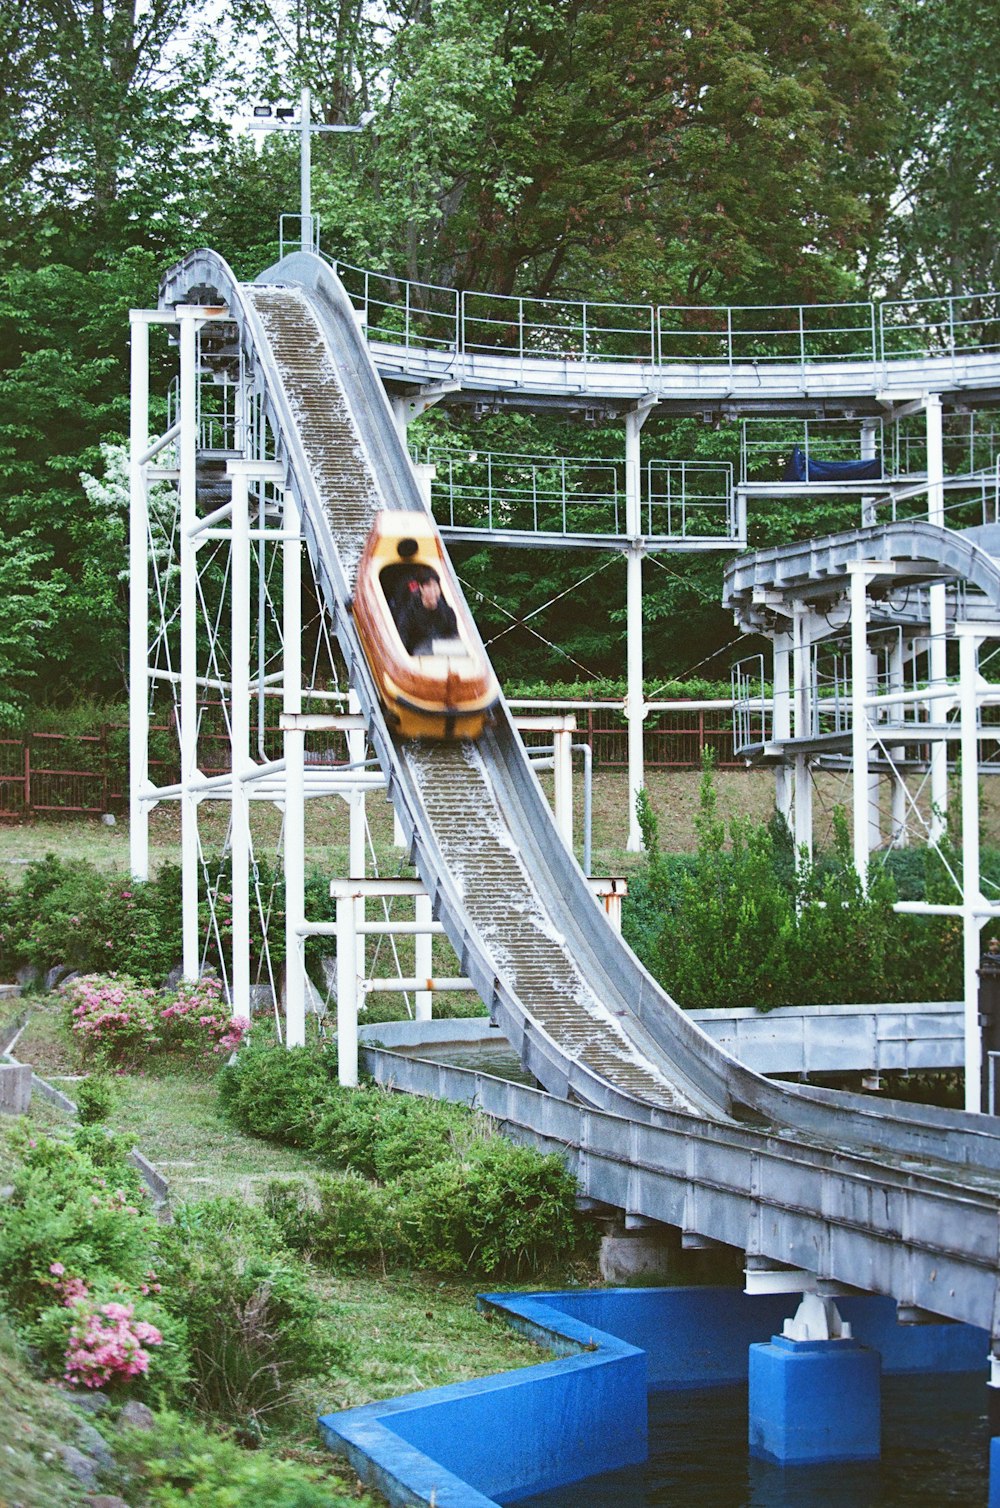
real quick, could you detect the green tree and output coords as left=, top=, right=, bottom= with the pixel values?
left=878, top=0, right=1000, bottom=299
left=303, top=0, right=898, bottom=307
left=637, top=756, right=797, bottom=1008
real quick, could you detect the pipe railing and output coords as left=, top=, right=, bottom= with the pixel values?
left=413, top=445, right=735, bottom=540
left=316, top=245, right=1000, bottom=371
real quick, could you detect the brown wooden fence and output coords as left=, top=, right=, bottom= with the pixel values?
left=0, top=705, right=748, bottom=820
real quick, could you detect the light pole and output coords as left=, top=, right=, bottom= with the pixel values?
left=250, top=88, right=375, bottom=254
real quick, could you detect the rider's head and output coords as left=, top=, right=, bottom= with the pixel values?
left=418, top=577, right=442, bottom=609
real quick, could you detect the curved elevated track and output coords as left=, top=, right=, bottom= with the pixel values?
left=160, top=249, right=1000, bottom=1341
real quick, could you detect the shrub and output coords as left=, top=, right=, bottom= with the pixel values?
left=630, top=757, right=963, bottom=1011
left=152, top=1199, right=340, bottom=1425
left=63, top=973, right=251, bottom=1069
left=158, top=976, right=249, bottom=1058
left=75, top=1073, right=117, bottom=1124
left=30, top=1271, right=188, bottom=1403
left=112, top=1409, right=364, bottom=1507
left=218, top=1040, right=339, bottom=1146
left=397, top=1136, right=587, bottom=1277
left=0, top=873, right=20, bottom=979
left=312, top=1087, right=473, bottom=1182
left=263, top=1174, right=392, bottom=1269
left=0, top=1129, right=156, bottom=1320
left=62, top=973, right=159, bottom=1066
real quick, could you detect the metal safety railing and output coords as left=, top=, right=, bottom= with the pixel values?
left=414, top=446, right=736, bottom=541
left=0, top=702, right=757, bottom=820
left=731, top=657, right=771, bottom=752
left=314, top=243, right=1000, bottom=372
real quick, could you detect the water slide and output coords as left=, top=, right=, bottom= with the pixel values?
left=159, top=251, right=1000, bottom=1316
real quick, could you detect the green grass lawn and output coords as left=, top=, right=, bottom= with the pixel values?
left=0, top=767, right=779, bottom=886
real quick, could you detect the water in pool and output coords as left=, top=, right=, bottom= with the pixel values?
left=516, top=1372, right=988, bottom=1507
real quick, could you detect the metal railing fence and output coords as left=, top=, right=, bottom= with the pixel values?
left=316, top=245, right=1000, bottom=371
left=414, top=446, right=735, bottom=540
left=0, top=703, right=755, bottom=818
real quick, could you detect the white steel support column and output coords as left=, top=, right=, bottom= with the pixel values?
left=336, top=893, right=359, bottom=1086
left=791, top=605, right=812, bottom=861
left=178, top=309, right=201, bottom=979
left=888, top=635, right=909, bottom=847
left=849, top=565, right=872, bottom=888
left=867, top=648, right=882, bottom=852
left=553, top=726, right=574, bottom=847
left=228, top=462, right=252, bottom=1022
left=926, top=394, right=948, bottom=840
left=283, top=487, right=307, bottom=1047
left=347, top=690, right=367, bottom=1000
left=772, top=633, right=793, bottom=829
left=390, top=396, right=410, bottom=444
left=414, top=893, right=433, bottom=1022
left=860, top=419, right=878, bottom=528
left=412, top=462, right=436, bottom=514
left=128, top=314, right=152, bottom=882
left=625, top=403, right=652, bottom=851
left=958, top=628, right=984, bottom=1112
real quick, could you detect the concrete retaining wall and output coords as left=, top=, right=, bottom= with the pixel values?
left=0, top=1062, right=31, bottom=1115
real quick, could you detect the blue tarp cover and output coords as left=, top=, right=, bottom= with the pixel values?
left=784, top=445, right=882, bottom=482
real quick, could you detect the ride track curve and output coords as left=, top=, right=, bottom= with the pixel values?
left=159, top=248, right=1000, bottom=1338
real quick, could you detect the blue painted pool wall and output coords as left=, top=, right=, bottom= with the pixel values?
left=990, top=1437, right=1000, bottom=1508
left=319, top=1287, right=988, bottom=1508
left=320, top=1294, right=645, bottom=1506
left=520, top=1287, right=986, bottom=1386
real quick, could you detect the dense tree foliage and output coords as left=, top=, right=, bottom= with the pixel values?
left=0, top=0, right=993, bottom=710
left=877, top=0, right=1000, bottom=299
left=296, top=0, right=898, bottom=304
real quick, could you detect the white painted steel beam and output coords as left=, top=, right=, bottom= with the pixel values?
left=128, top=313, right=151, bottom=882
left=958, top=627, right=985, bottom=1112
left=848, top=564, right=874, bottom=887
left=177, top=309, right=201, bottom=980
left=283, top=486, right=307, bottom=1048
left=624, top=403, right=653, bottom=850
left=228, top=462, right=252, bottom=1022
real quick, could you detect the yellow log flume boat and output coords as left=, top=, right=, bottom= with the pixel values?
left=351, top=510, right=500, bottom=740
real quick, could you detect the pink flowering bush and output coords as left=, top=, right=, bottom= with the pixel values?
left=62, top=974, right=159, bottom=1066
left=64, top=1298, right=163, bottom=1389
left=63, top=973, right=250, bottom=1067
left=32, top=1264, right=186, bottom=1400
left=157, top=976, right=250, bottom=1058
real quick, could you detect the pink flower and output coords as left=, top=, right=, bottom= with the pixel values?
left=49, top=1262, right=65, bottom=1277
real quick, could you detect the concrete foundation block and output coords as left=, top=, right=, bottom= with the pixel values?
left=748, top=1335, right=881, bottom=1464
left=0, top=1062, right=31, bottom=1115
left=599, top=1232, right=677, bottom=1284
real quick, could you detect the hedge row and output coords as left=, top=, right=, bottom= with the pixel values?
left=218, top=1041, right=592, bottom=1277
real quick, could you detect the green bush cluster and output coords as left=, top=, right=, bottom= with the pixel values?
left=153, top=1199, right=340, bottom=1424
left=222, top=1044, right=590, bottom=1277
left=0, top=1127, right=337, bottom=1424
left=0, top=853, right=349, bottom=990
left=629, top=757, right=964, bottom=1010
left=111, top=1409, right=366, bottom=1508
left=0, top=855, right=182, bottom=985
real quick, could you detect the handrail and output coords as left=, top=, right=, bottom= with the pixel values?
left=316, top=243, right=1000, bottom=370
